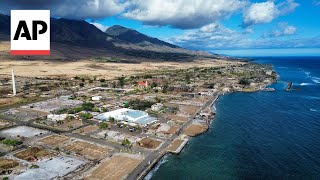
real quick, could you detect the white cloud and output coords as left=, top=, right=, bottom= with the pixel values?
left=263, top=22, right=297, bottom=38
left=242, top=0, right=299, bottom=27
left=123, top=0, right=246, bottom=29
left=243, top=1, right=279, bottom=27
left=91, top=22, right=109, bottom=32
left=169, top=23, right=315, bottom=50
left=0, top=0, right=129, bottom=19
left=278, top=0, right=299, bottom=15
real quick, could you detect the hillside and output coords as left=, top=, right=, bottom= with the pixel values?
left=106, top=25, right=178, bottom=48
left=0, top=14, right=215, bottom=61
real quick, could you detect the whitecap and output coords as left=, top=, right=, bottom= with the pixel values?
left=310, top=109, right=319, bottom=112
left=300, top=83, right=314, bottom=86
left=312, top=77, right=320, bottom=84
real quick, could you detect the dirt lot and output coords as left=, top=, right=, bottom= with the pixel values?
left=56, top=119, right=83, bottom=130
left=84, top=154, right=143, bottom=180
left=63, top=141, right=112, bottom=160
left=168, top=115, right=188, bottom=122
left=14, top=147, right=54, bottom=162
left=2, top=108, right=48, bottom=121
left=184, top=124, right=208, bottom=137
left=0, top=98, right=20, bottom=108
left=137, top=137, right=162, bottom=149
left=178, top=105, right=200, bottom=116
left=0, top=158, right=19, bottom=170
left=167, top=139, right=185, bottom=152
left=40, top=135, right=70, bottom=146
left=73, top=125, right=99, bottom=135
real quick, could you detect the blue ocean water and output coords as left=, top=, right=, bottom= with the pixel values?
left=148, top=57, right=320, bottom=179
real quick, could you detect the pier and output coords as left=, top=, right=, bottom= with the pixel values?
left=285, top=82, right=293, bottom=91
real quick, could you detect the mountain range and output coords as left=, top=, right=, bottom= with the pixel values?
left=0, top=14, right=216, bottom=61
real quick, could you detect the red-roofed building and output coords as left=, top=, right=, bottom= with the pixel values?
left=137, top=81, right=148, bottom=88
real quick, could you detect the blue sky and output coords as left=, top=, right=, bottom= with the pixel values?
left=1, top=0, right=319, bottom=56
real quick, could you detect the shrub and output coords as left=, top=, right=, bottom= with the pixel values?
left=80, top=113, right=93, bottom=120
left=92, top=107, right=100, bottom=112
left=30, top=164, right=39, bottom=169
left=121, top=138, right=131, bottom=146
left=99, top=122, right=108, bottom=129
left=109, top=117, right=115, bottom=123
left=82, top=102, right=94, bottom=111
left=1, top=139, right=23, bottom=146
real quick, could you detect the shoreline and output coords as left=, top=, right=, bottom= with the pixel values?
left=140, top=79, right=277, bottom=180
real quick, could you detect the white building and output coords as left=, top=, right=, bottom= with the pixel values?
left=47, top=114, right=68, bottom=121
left=151, top=103, right=163, bottom=111
left=92, top=96, right=102, bottom=101
left=95, top=108, right=156, bottom=125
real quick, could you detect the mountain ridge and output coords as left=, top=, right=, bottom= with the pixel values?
left=0, top=14, right=216, bottom=61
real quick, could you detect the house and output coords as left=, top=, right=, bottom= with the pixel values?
left=151, top=103, right=163, bottom=111
left=137, top=81, right=148, bottom=89
left=92, top=96, right=102, bottom=101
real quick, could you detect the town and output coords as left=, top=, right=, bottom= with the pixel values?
left=0, top=60, right=277, bottom=180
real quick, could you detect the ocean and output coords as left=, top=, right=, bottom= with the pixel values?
left=147, top=56, right=320, bottom=179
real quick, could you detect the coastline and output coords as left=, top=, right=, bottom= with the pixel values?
left=141, top=61, right=278, bottom=180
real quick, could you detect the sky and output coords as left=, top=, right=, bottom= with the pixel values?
left=0, top=0, right=319, bottom=56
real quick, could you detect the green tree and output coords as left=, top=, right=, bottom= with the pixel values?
left=99, top=122, right=109, bottom=129
left=121, top=138, right=131, bottom=147
left=118, top=76, right=126, bottom=87
left=80, top=113, right=93, bottom=120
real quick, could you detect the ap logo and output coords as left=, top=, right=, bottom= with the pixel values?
left=11, top=10, right=50, bottom=55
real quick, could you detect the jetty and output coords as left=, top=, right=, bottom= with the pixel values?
left=285, top=82, right=293, bottom=91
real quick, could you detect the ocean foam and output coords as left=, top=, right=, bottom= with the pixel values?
left=310, top=109, right=319, bottom=112
left=300, top=83, right=314, bottom=86
left=144, top=155, right=169, bottom=180
left=312, top=77, right=320, bottom=84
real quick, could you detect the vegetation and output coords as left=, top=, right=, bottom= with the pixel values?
left=80, top=113, right=93, bottom=120
left=99, top=122, right=109, bottom=129
left=1, top=139, right=23, bottom=146
left=109, top=117, right=115, bottom=123
left=82, top=102, right=95, bottom=111
left=118, top=76, right=126, bottom=87
left=239, top=78, right=250, bottom=86
left=128, top=99, right=155, bottom=110
left=121, top=138, right=131, bottom=147
left=30, top=164, right=40, bottom=169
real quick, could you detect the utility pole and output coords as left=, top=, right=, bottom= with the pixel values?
left=12, top=68, right=16, bottom=96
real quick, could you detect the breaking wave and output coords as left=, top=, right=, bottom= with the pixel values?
left=144, top=155, right=169, bottom=180
left=300, top=83, right=314, bottom=86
